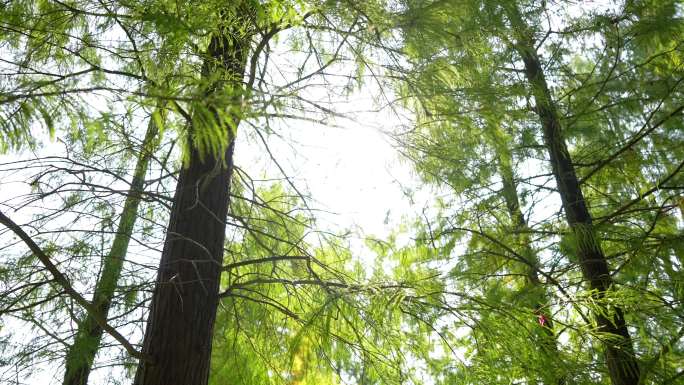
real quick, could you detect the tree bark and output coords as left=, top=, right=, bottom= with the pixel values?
left=492, top=127, right=541, bottom=285
left=133, top=13, right=252, bottom=385
left=62, top=111, right=164, bottom=385
left=492, top=126, right=564, bottom=385
left=504, top=5, right=640, bottom=385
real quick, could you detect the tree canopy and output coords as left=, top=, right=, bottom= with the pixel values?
left=1, top=1, right=683, bottom=385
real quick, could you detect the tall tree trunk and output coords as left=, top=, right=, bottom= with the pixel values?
left=491, top=126, right=541, bottom=286
left=504, top=5, right=640, bottom=385
left=491, top=126, right=564, bottom=385
left=133, top=13, right=252, bottom=385
left=62, top=110, right=164, bottom=385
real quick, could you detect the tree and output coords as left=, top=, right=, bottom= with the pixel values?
left=131, top=5, right=255, bottom=385
left=2, top=0, right=384, bottom=382
left=390, top=3, right=570, bottom=384
left=502, top=3, right=639, bottom=383
left=2, top=1, right=683, bottom=384
left=62, top=107, right=165, bottom=385
left=388, top=0, right=684, bottom=384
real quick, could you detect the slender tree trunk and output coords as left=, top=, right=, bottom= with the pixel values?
left=504, top=5, right=640, bottom=385
left=133, top=13, right=252, bottom=385
left=492, top=126, right=564, bottom=385
left=492, top=127, right=541, bottom=285
left=62, top=110, right=164, bottom=385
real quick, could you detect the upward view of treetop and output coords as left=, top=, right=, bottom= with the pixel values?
left=0, top=1, right=682, bottom=385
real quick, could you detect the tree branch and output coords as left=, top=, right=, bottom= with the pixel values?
left=0, top=210, right=151, bottom=363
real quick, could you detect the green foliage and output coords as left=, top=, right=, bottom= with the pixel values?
left=1, top=1, right=683, bottom=385
left=380, top=0, right=684, bottom=384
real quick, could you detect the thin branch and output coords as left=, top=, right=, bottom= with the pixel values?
left=0, top=210, right=151, bottom=363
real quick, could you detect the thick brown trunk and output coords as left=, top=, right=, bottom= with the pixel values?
left=134, top=14, right=251, bottom=385
left=133, top=141, right=235, bottom=385
left=504, top=5, right=640, bottom=385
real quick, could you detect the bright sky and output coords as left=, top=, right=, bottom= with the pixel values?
left=238, top=97, right=428, bottom=237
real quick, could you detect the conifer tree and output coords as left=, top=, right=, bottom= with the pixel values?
left=131, top=5, right=255, bottom=384
left=502, top=4, right=640, bottom=383
left=62, top=108, right=165, bottom=385
left=391, top=0, right=683, bottom=383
